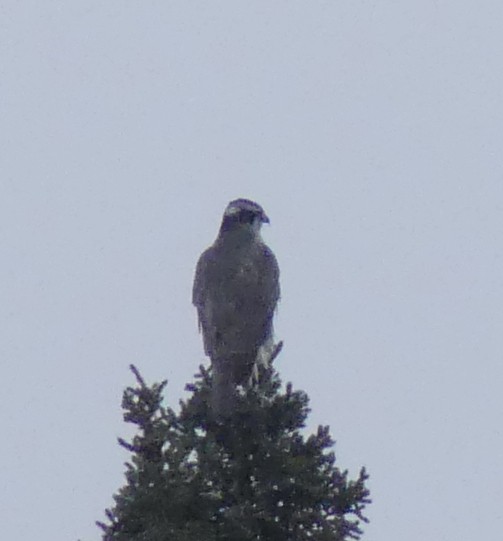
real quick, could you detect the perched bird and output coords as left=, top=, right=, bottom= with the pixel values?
left=193, top=198, right=280, bottom=417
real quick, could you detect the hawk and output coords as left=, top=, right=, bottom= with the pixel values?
left=193, top=198, right=280, bottom=417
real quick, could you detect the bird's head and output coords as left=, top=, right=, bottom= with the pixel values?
left=219, top=198, right=270, bottom=236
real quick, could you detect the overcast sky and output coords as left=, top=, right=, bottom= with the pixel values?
left=1, top=2, right=502, bottom=540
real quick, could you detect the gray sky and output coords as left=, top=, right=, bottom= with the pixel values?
left=1, top=2, right=502, bottom=540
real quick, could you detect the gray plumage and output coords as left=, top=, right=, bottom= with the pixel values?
left=193, top=199, right=280, bottom=417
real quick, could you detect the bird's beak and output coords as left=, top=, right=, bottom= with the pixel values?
left=261, top=212, right=270, bottom=224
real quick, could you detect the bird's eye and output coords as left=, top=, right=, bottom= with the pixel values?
left=237, top=210, right=255, bottom=224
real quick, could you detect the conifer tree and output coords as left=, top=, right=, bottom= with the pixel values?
left=98, top=360, right=370, bottom=540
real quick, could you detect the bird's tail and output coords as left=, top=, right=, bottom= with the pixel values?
left=211, top=360, right=234, bottom=419
left=211, top=353, right=255, bottom=419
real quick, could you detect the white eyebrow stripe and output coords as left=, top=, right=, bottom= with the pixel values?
left=224, top=204, right=241, bottom=216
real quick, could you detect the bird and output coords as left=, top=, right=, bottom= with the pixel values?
left=193, top=198, right=280, bottom=417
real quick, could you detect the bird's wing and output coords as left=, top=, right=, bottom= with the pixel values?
left=192, top=246, right=215, bottom=356
left=259, top=244, right=280, bottom=317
